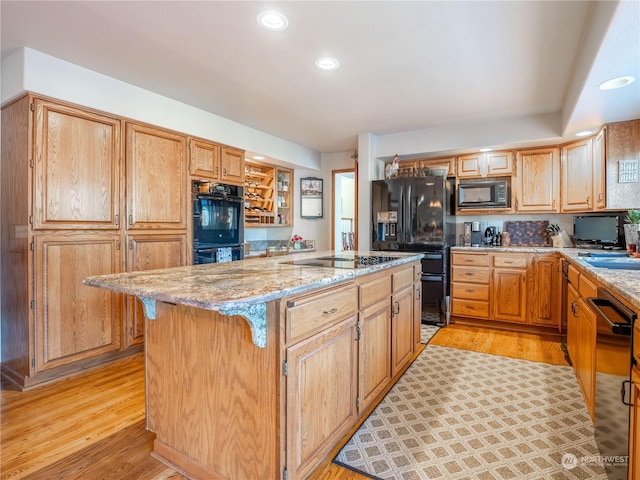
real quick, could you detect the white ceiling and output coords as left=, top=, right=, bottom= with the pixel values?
left=1, top=1, right=639, bottom=155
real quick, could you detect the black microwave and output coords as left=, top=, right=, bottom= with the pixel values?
left=457, top=180, right=509, bottom=209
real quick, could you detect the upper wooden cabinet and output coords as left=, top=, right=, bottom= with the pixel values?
left=560, top=136, right=605, bottom=212
left=126, top=122, right=188, bottom=230
left=188, top=138, right=246, bottom=186
left=33, top=99, right=122, bottom=230
left=457, top=151, right=513, bottom=178
left=189, top=138, right=220, bottom=180
left=220, top=147, right=245, bottom=185
left=515, top=147, right=559, bottom=212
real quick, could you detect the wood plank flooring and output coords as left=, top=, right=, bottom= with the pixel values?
left=1, top=324, right=567, bottom=480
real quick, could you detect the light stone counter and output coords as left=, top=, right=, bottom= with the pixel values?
left=452, top=246, right=640, bottom=312
left=83, top=250, right=423, bottom=347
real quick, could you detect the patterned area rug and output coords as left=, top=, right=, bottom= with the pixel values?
left=420, top=323, right=440, bottom=345
left=335, top=345, right=607, bottom=479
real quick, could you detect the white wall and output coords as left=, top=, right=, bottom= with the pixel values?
left=1, top=48, right=321, bottom=170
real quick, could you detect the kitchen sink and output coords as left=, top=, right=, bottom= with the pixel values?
left=580, top=256, right=640, bottom=270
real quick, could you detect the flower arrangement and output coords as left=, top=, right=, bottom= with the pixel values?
left=291, top=234, right=303, bottom=242
left=290, top=234, right=303, bottom=249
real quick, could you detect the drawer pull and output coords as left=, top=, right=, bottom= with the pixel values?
left=323, top=308, right=338, bottom=314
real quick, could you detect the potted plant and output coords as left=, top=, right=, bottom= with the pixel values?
left=624, top=209, right=640, bottom=252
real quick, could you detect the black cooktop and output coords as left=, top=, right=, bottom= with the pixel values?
left=282, top=254, right=399, bottom=269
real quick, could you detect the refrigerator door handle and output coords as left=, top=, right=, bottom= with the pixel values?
left=405, top=183, right=412, bottom=244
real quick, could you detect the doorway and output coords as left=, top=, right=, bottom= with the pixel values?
left=331, top=169, right=358, bottom=251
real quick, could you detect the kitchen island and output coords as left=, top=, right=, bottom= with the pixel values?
left=84, top=251, right=424, bottom=480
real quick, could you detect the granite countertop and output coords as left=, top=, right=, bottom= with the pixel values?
left=452, top=246, right=640, bottom=312
left=83, top=250, right=423, bottom=347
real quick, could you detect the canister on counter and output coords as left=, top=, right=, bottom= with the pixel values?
left=501, top=231, right=511, bottom=247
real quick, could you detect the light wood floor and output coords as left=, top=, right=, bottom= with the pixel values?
left=1, top=324, right=567, bottom=480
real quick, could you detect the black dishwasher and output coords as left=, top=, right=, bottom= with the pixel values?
left=587, top=288, right=636, bottom=480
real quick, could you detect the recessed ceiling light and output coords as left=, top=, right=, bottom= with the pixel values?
left=256, top=10, right=288, bottom=31
left=598, top=76, right=635, bottom=90
left=575, top=130, right=592, bottom=137
left=253, top=155, right=265, bottom=160
left=479, top=148, right=492, bottom=152
left=314, top=57, right=340, bottom=71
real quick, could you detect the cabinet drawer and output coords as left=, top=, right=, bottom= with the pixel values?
left=492, top=253, right=528, bottom=268
left=451, top=266, right=490, bottom=284
left=452, top=252, right=489, bottom=267
left=393, top=267, right=414, bottom=292
left=451, top=282, right=489, bottom=301
left=286, top=284, right=357, bottom=343
left=451, top=299, right=489, bottom=318
left=359, top=275, right=392, bottom=310
left=568, top=264, right=580, bottom=287
left=579, top=274, right=598, bottom=300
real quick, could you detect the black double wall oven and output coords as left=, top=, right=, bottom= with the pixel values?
left=192, top=182, right=244, bottom=264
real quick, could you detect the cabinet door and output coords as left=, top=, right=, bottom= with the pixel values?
left=530, top=254, right=561, bottom=328
left=220, top=147, right=245, bottom=185
left=34, top=235, right=122, bottom=371
left=358, top=300, right=391, bottom=412
left=413, top=282, right=422, bottom=352
left=516, top=148, right=559, bottom=212
left=577, top=299, right=596, bottom=421
left=491, top=268, right=527, bottom=323
left=457, top=154, right=483, bottom=178
left=566, top=282, right=580, bottom=366
left=126, top=123, right=187, bottom=230
left=286, top=316, right=358, bottom=480
left=126, top=234, right=187, bottom=346
left=592, top=128, right=606, bottom=210
left=189, top=138, right=220, bottom=180
left=33, top=99, right=121, bottom=230
left=391, top=286, right=414, bottom=377
left=629, top=367, right=640, bottom=480
left=561, top=138, right=593, bottom=212
left=487, top=151, right=513, bottom=176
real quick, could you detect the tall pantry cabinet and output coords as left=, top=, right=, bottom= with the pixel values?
left=0, top=95, right=188, bottom=388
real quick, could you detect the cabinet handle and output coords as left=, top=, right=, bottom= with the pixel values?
left=598, top=193, right=603, bottom=203
left=394, top=301, right=400, bottom=315
left=323, top=308, right=338, bottom=314
left=128, top=215, right=134, bottom=226
left=571, top=301, right=577, bottom=316
left=552, top=199, right=556, bottom=209
left=586, top=196, right=591, bottom=206
left=115, top=214, right=119, bottom=226
left=223, top=168, right=227, bottom=176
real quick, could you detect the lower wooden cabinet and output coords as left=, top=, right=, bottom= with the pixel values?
left=450, top=250, right=561, bottom=330
left=566, top=282, right=580, bottom=366
left=629, top=366, right=640, bottom=480
left=359, top=299, right=392, bottom=412
left=576, top=299, right=596, bottom=421
left=286, top=316, right=359, bottom=480
left=126, top=233, right=187, bottom=346
left=491, top=253, right=528, bottom=323
left=391, top=284, right=414, bottom=377
left=34, top=234, right=123, bottom=372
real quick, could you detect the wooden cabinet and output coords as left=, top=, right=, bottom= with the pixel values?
left=414, top=281, right=423, bottom=352
left=560, top=137, right=606, bottom=212
left=276, top=167, right=293, bottom=226
left=451, top=252, right=490, bottom=319
left=491, top=253, right=528, bottom=323
left=630, top=367, right=640, bottom=480
left=457, top=151, right=513, bottom=178
left=34, top=234, right=123, bottom=371
left=284, top=283, right=360, bottom=480
left=592, top=128, right=606, bottom=210
left=286, top=316, right=358, bottom=480
left=515, top=147, right=559, bottom=212
left=220, top=146, right=245, bottom=185
left=358, top=274, right=392, bottom=412
left=529, top=253, right=562, bottom=328
left=576, top=297, right=596, bottom=420
left=125, top=122, right=188, bottom=230
left=189, top=137, right=220, bottom=180
left=451, top=250, right=562, bottom=331
left=390, top=269, right=414, bottom=378
left=244, top=160, right=276, bottom=225
left=33, top=99, right=122, bottom=230
left=125, top=234, right=187, bottom=347
left=566, top=281, right=580, bottom=366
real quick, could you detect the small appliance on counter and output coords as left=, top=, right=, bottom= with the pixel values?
left=470, top=221, right=483, bottom=247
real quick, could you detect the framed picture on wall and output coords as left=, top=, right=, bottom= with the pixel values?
left=300, top=177, right=323, bottom=218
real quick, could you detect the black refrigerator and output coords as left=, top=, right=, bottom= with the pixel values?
left=371, top=176, right=456, bottom=324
